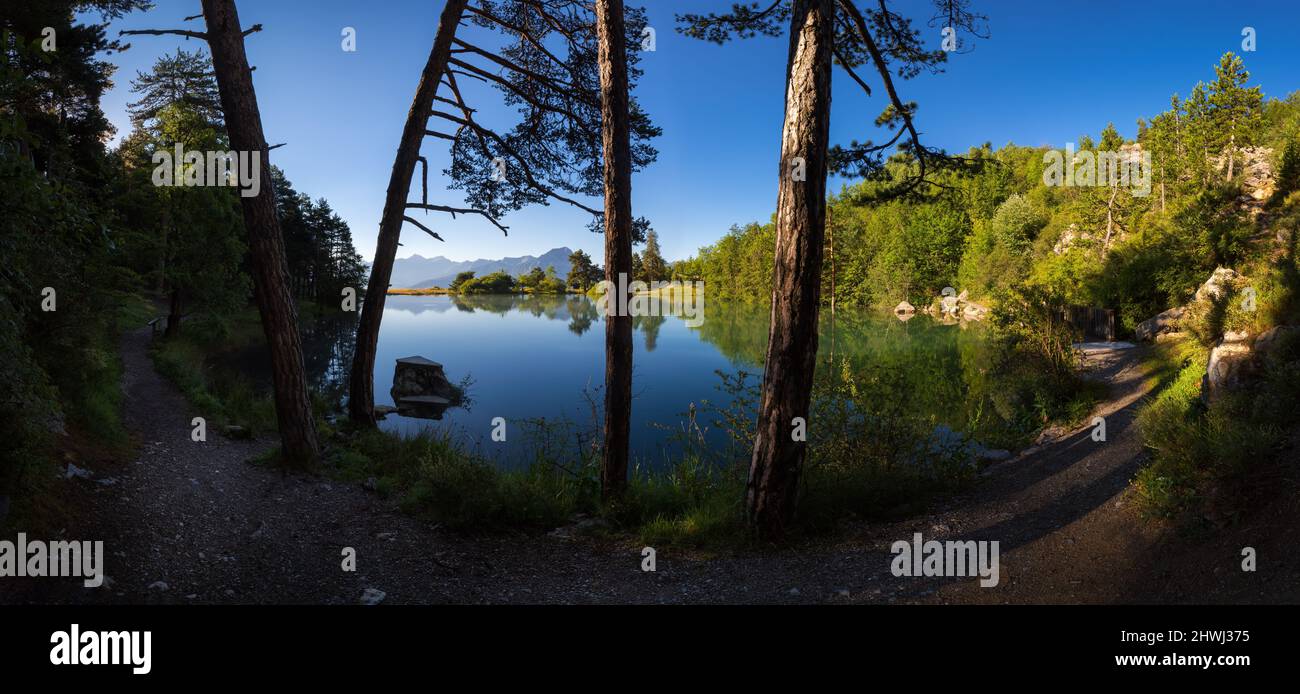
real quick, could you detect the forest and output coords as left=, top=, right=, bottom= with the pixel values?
left=677, top=52, right=1300, bottom=336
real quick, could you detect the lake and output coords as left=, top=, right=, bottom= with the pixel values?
left=295, top=294, right=1026, bottom=468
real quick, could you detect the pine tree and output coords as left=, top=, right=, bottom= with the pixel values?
left=640, top=230, right=668, bottom=281
left=1209, top=52, right=1263, bottom=183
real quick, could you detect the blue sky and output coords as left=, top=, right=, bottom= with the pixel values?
left=95, top=0, right=1300, bottom=263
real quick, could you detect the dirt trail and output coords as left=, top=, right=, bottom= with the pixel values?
left=11, top=328, right=1296, bottom=605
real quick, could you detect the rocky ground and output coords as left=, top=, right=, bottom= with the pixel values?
left=5, top=328, right=1298, bottom=605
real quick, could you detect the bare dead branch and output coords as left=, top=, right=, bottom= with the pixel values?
left=405, top=206, right=509, bottom=236
left=401, top=215, right=445, bottom=242
left=119, top=28, right=208, bottom=40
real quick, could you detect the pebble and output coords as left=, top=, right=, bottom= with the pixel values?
left=148, top=581, right=169, bottom=592
left=359, top=588, right=387, bottom=605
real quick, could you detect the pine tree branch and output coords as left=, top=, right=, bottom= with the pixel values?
left=119, top=28, right=208, bottom=40
left=404, top=206, right=509, bottom=236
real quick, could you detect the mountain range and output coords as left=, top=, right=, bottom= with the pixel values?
left=386, top=247, right=574, bottom=288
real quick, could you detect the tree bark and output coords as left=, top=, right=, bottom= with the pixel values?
left=165, top=287, right=182, bottom=338
left=200, top=0, right=320, bottom=465
left=348, top=0, right=468, bottom=426
left=745, top=0, right=834, bottom=540
left=1226, top=131, right=1236, bottom=182
left=595, top=0, right=634, bottom=500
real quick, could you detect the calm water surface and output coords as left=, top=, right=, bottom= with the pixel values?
left=302, top=294, right=1013, bottom=467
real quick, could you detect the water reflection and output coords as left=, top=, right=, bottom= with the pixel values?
left=271, top=293, right=1034, bottom=464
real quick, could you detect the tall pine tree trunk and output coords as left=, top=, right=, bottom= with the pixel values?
left=201, top=0, right=319, bottom=465
left=745, top=0, right=834, bottom=539
left=349, top=0, right=468, bottom=426
left=165, top=287, right=182, bottom=338
left=1226, top=131, right=1236, bottom=182
left=595, top=0, right=634, bottom=499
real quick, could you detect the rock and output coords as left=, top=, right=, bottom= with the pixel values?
left=575, top=517, right=609, bottom=533
left=549, top=517, right=609, bottom=540
left=1052, top=224, right=1093, bottom=255
left=359, top=588, right=386, bottom=605
left=956, top=289, right=969, bottom=303
left=788, top=587, right=801, bottom=596
left=65, top=463, right=93, bottom=480
left=398, top=395, right=450, bottom=407
left=1213, top=146, right=1275, bottom=202
left=977, top=449, right=1012, bottom=463
left=1204, top=330, right=1254, bottom=401
left=148, top=581, right=170, bottom=592
left=1135, top=306, right=1185, bottom=342
left=222, top=425, right=250, bottom=439
left=893, top=301, right=916, bottom=315
left=1194, top=267, right=1241, bottom=304
left=836, top=588, right=850, bottom=598
left=962, top=301, right=990, bottom=320
left=362, top=477, right=378, bottom=492
left=390, top=356, right=459, bottom=406
left=1253, top=325, right=1296, bottom=361
left=940, top=294, right=960, bottom=315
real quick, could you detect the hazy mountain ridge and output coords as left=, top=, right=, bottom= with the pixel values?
left=388, top=247, right=574, bottom=288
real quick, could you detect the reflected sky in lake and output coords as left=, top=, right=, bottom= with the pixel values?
left=346, top=294, right=1008, bottom=467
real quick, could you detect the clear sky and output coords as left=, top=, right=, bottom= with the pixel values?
left=94, top=0, right=1300, bottom=263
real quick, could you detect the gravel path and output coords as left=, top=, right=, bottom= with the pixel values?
left=12, top=328, right=1293, bottom=605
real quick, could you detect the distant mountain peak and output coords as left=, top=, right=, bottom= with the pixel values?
left=388, top=247, right=579, bottom=289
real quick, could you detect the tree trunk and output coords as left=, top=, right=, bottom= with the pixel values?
left=1226, top=131, right=1236, bottom=182
left=348, top=0, right=468, bottom=426
left=595, top=0, right=634, bottom=500
left=1102, top=182, right=1118, bottom=255
left=201, top=0, right=320, bottom=465
left=1160, top=163, right=1166, bottom=212
left=165, top=287, right=182, bottom=338
left=745, top=0, right=834, bottom=540
left=828, top=204, right=835, bottom=314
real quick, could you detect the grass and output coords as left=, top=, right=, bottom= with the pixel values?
left=1, top=290, right=152, bottom=535
left=149, top=312, right=279, bottom=436
left=1135, top=322, right=1300, bottom=523
left=325, top=427, right=587, bottom=529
